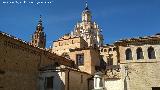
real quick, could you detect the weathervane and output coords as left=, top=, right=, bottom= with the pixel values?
left=85, top=1, right=89, bottom=10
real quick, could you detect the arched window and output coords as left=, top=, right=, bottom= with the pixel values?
left=109, top=48, right=112, bottom=52
left=148, top=47, right=156, bottom=59
left=104, top=49, right=107, bottom=52
left=125, top=49, right=132, bottom=60
left=71, top=40, right=74, bottom=44
left=113, top=47, right=116, bottom=51
left=136, top=48, right=144, bottom=60
left=101, top=49, right=103, bottom=52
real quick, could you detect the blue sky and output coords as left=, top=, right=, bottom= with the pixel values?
left=0, top=0, right=160, bottom=47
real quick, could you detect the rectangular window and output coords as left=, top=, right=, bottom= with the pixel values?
left=76, top=54, right=84, bottom=66
left=45, top=76, right=54, bottom=89
left=152, top=87, right=160, bottom=90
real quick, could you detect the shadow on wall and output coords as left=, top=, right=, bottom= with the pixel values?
left=100, top=56, right=107, bottom=70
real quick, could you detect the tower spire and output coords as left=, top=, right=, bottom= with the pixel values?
left=38, top=15, right=42, bottom=26
left=85, top=1, right=89, bottom=10
left=31, top=15, right=46, bottom=48
left=39, top=15, right=42, bottom=21
left=82, top=1, right=91, bottom=22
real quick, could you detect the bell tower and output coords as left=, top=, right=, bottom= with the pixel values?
left=31, top=15, right=46, bottom=48
left=82, top=1, right=92, bottom=22
left=72, top=1, right=104, bottom=47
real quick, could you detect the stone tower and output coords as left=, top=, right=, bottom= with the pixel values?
left=72, top=1, right=103, bottom=47
left=31, top=15, right=46, bottom=48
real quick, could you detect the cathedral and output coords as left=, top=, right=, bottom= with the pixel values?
left=0, top=2, right=160, bottom=90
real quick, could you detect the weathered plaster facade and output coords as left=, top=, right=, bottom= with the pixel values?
left=39, top=65, right=92, bottom=90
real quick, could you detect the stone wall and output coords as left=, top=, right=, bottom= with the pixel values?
left=116, top=44, right=160, bottom=90
left=104, top=61, right=160, bottom=90
left=103, top=42, right=160, bottom=90
left=0, top=33, right=73, bottom=90
left=120, top=62, right=160, bottom=90
left=0, top=35, right=39, bottom=90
